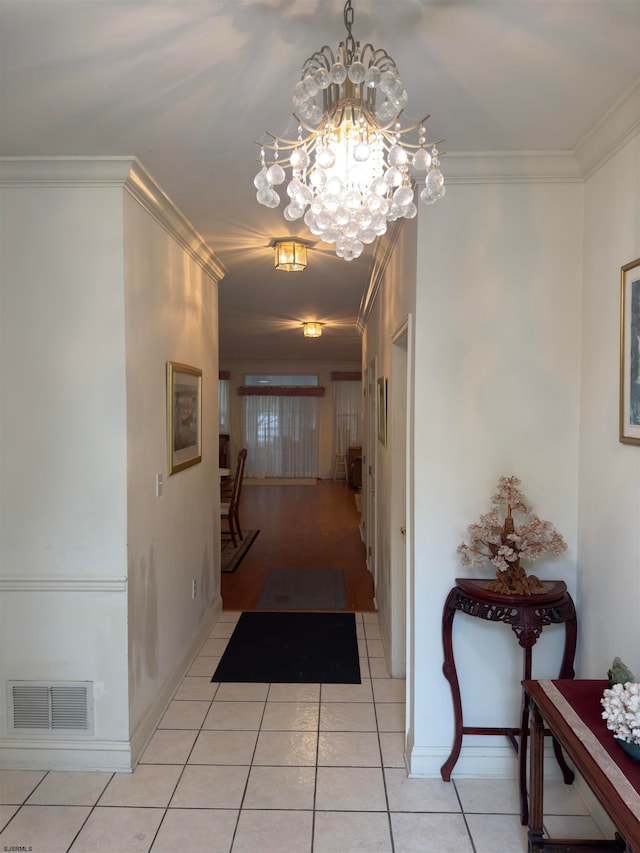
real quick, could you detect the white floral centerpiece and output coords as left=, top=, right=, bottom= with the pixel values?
left=601, top=682, right=640, bottom=757
left=457, top=475, right=567, bottom=595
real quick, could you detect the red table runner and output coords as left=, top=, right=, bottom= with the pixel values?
left=551, top=679, right=640, bottom=796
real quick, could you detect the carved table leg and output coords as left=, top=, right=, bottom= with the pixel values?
left=519, top=645, right=534, bottom=825
left=441, top=588, right=462, bottom=781
left=520, top=698, right=530, bottom=825
left=551, top=736, right=574, bottom=785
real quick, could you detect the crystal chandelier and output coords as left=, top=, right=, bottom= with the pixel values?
left=254, top=0, right=445, bottom=261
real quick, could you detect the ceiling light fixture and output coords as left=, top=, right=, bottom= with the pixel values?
left=254, top=0, right=445, bottom=262
left=303, top=322, right=323, bottom=338
left=274, top=239, right=308, bottom=271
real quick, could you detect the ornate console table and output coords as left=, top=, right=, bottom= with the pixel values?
left=441, top=578, right=577, bottom=824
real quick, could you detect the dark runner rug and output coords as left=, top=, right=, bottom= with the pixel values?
left=256, top=568, right=347, bottom=610
left=221, top=529, right=259, bottom=573
left=212, top=612, right=361, bottom=683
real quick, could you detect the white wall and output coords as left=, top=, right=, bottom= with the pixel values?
left=578, top=128, right=640, bottom=677
left=0, top=176, right=131, bottom=769
left=220, top=359, right=361, bottom=480
left=361, top=167, right=586, bottom=777
left=0, top=158, right=225, bottom=770
left=409, top=176, right=584, bottom=777
left=123, top=189, right=222, bottom=749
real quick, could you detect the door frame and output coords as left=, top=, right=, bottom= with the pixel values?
left=389, top=317, right=412, bottom=677
left=365, top=357, right=378, bottom=592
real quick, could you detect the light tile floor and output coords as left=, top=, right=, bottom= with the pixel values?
left=0, top=612, right=605, bottom=853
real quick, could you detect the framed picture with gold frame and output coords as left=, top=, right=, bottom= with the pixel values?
left=167, top=362, right=202, bottom=473
left=377, top=376, right=387, bottom=447
left=620, top=258, right=640, bottom=445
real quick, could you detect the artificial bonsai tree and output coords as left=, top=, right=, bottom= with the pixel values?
left=457, top=475, right=567, bottom=595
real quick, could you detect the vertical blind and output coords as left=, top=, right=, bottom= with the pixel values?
left=243, top=394, right=319, bottom=478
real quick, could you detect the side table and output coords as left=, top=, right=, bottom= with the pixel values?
left=525, top=680, right=635, bottom=851
left=440, top=578, right=577, bottom=825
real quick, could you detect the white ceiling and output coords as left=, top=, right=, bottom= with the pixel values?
left=1, top=0, right=639, bottom=361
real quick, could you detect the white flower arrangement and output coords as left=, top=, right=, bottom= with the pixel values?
left=601, top=682, right=640, bottom=745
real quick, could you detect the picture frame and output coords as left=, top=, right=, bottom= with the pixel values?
left=620, top=258, right=640, bottom=445
left=377, top=376, right=387, bottom=446
left=167, top=362, right=202, bottom=473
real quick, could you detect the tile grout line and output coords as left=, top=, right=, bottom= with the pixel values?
left=452, top=778, right=479, bottom=853
left=146, top=676, right=222, bottom=853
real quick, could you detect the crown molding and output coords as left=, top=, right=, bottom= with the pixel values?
left=0, top=156, right=227, bottom=284
left=437, top=82, right=640, bottom=184
left=0, top=155, right=135, bottom=186
left=440, top=150, right=582, bottom=183
left=574, top=79, right=640, bottom=180
left=125, top=159, right=227, bottom=283
left=358, top=219, right=404, bottom=331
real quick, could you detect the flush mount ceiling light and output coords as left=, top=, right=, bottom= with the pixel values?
left=302, top=322, right=323, bottom=338
left=254, top=0, right=445, bottom=262
left=274, top=239, right=308, bottom=271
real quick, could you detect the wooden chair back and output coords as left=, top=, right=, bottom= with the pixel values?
left=229, top=448, right=247, bottom=512
left=221, top=448, right=248, bottom=548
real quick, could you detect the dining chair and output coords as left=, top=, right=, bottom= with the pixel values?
left=221, top=448, right=247, bottom=548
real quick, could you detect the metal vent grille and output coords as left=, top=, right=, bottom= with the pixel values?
left=9, top=681, right=94, bottom=735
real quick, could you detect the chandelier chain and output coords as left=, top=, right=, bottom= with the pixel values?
left=343, top=0, right=356, bottom=65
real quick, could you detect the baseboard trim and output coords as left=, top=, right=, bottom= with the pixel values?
left=0, top=738, right=133, bottom=773
left=0, top=595, right=224, bottom=772
left=129, top=594, right=223, bottom=768
left=244, top=478, right=317, bottom=486
left=408, top=743, right=563, bottom=779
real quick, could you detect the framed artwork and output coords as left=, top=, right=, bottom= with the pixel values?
left=620, top=258, right=640, bottom=445
left=377, top=376, right=387, bottom=446
left=167, top=362, right=202, bottom=473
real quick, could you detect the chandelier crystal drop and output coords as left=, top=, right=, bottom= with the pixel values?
left=253, top=0, right=445, bottom=261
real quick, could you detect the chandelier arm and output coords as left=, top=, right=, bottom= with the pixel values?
left=256, top=141, right=309, bottom=153
left=301, top=45, right=336, bottom=74
left=391, top=115, right=432, bottom=134
left=363, top=46, right=399, bottom=73
left=255, top=129, right=315, bottom=150
left=294, top=113, right=330, bottom=136
left=372, top=108, right=408, bottom=133
left=372, top=111, right=439, bottom=140
left=358, top=43, right=374, bottom=65
left=394, top=138, right=446, bottom=152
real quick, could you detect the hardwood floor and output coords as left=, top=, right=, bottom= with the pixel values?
left=220, top=479, right=376, bottom=612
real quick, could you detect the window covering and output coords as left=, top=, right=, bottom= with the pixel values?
left=330, top=371, right=362, bottom=381
left=239, top=386, right=325, bottom=397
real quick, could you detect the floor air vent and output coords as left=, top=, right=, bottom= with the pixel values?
left=8, top=681, right=94, bottom=735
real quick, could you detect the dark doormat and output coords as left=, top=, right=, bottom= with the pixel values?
left=256, top=568, right=347, bottom=610
left=212, top=612, right=361, bottom=684
left=221, top=529, right=259, bottom=573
